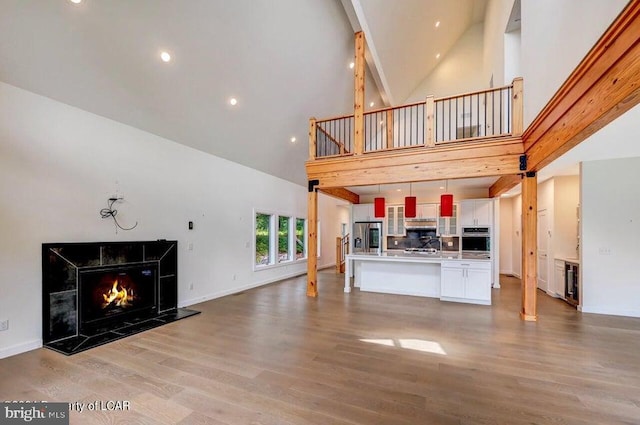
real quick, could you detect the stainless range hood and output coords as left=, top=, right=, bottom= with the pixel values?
left=404, top=218, right=437, bottom=229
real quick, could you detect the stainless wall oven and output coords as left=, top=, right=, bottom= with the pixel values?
left=461, top=227, right=490, bottom=252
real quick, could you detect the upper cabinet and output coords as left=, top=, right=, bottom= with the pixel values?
left=352, top=203, right=375, bottom=222
left=386, top=205, right=405, bottom=236
left=460, top=199, right=492, bottom=227
left=417, top=203, right=438, bottom=219
left=438, top=204, right=459, bottom=236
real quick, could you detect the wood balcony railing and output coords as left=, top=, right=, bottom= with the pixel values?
left=335, top=234, right=349, bottom=274
left=309, top=78, right=523, bottom=160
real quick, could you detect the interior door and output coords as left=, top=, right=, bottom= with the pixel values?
left=537, top=210, right=549, bottom=291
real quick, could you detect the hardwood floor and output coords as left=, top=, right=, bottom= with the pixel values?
left=2, top=272, right=640, bottom=424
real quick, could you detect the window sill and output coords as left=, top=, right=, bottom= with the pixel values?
left=254, top=258, right=308, bottom=272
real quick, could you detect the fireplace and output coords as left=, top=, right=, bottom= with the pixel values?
left=79, top=263, right=158, bottom=334
left=42, top=241, right=199, bottom=355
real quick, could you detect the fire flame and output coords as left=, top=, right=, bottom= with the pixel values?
left=102, top=279, right=134, bottom=308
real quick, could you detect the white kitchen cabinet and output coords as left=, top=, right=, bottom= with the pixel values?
left=417, top=203, right=438, bottom=219
left=440, top=267, right=465, bottom=298
left=440, top=261, right=491, bottom=305
left=460, top=199, right=492, bottom=227
left=438, top=203, right=459, bottom=235
left=352, top=204, right=375, bottom=222
left=554, top=259, right=566, bottom=299
left=386, top=205, right=405, bottom=236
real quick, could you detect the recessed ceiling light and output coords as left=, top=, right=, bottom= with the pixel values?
left=435, top=21, right=441, bottom=28
left=160, top=51, right=171, bottom=62
left=439, top=186, right=445, bottom=190
left=436, top=53, right=441, bottom=59
left=69, top=0, right=82, bottom=3
left=396, top=189, right=402, bottom=192
left=229, top=97, right=238, bottom=106
left=290, top=137, right=296, bottom=143
left=349, top=62, right=355, bottom=69
left=369, top=101, right=375, bottom=107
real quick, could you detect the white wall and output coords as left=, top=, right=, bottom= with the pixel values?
left=405, top=23, right=486, bottom=102
left=504, top=28, right=521, bottom=84
left=483, top=0, right=516, bottom=87
left=511, top=193, right=522, bottom=278
left=520, top=0, right=628, bottom=126
left=499, top=197, right=513, bottom=274
left=581, top=157, right=640, bottom=317
left=0, top=81, right=342, bottom=358
left=553, top=176, right=580, bottom=260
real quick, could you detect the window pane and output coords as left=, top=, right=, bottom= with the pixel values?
left=278, top=216, right=291, bottom=263
left=296, top=218, right=306, bottom=259
left=256, top=213, right=271, bottom=266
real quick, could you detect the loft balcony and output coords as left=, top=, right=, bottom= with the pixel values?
left=306, top=78, right=524, bottom=189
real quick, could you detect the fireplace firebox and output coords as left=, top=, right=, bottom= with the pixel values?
left=42, top=240, right=199, bottom=355
left=79, top=263, right=158, bottom=334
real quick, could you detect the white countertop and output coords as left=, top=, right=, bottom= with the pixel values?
left=347, top=251, right=491, bottom=263
left=556, top=256, right=580, bottom=264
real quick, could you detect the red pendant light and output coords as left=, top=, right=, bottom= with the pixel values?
left=405, top=183, right=417, bottom=217
left=405, top=196, right=417, bottom=218
left=440, top=194, right=453, bottom=217
left=440, top=180, right=453, bottom=217
left=374, top=197, right=385, bottom=218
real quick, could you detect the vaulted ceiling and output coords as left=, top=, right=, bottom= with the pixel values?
left=0, top=0, right=484, bottom=186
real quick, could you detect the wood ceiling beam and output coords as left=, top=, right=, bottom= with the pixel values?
left=310, top=155, right=522, bottom=189
left=319, top=187, right=360, bottom=204
left=489, top=174, right=522, bottom=198
left=523, top=0, right=640, bottom=172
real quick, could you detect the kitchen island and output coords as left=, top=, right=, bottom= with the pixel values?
left=345, top=252, right=492, bottom=305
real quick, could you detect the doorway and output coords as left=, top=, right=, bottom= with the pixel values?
left=537, top=209, right=549, bottom=291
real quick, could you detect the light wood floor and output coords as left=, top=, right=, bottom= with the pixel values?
left=2, top=272, right=640, bottom=425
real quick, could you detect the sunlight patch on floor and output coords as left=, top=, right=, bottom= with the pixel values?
left=359, top=338, right=447, bottom=355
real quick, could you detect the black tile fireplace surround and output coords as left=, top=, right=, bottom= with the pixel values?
left=42, top=240, right=199, bottom=355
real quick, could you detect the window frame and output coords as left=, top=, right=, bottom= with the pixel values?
left=254, top=209, right=308, bottom=271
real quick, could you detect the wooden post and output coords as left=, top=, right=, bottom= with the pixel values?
left=307, top=183, right=319, bottom=297
left=425, top=95, right=435, bottom=147
left=354, top=31, right=365, bottom=155
left=521, top=171, right=538, bottom=321
left=512, top=77, right=523, bottom=137
left=386, top=109, right=394, bottom=149
left=309, top=117, right=317, bottom=160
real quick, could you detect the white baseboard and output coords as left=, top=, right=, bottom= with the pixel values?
left=0, top=339, right=42, bottom=359
left=580, top=306, right=640, bottom=318
left=179, top=270, right=308, bottom=308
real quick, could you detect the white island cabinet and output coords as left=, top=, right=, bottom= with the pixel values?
left=441, top=261, right=491, bottom=305
left=345, top=253, right=491, bottom=305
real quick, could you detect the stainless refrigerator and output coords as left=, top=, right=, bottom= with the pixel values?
left=353, top=221, right=382, bottom=255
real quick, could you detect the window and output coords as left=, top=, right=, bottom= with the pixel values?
left=255, top=213, right=272, bottom=266
left=255, top=211, right=307, bottom=269
left=296, top=218, right=306, bottom=260
left=278, top=216, right=291, bottom=263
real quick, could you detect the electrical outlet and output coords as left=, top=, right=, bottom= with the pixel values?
left=0, top=319, right=9, bottom=332
left=188, top=243, right=194, bottom=251
left=232, top=274, right=237, bottom=281
left=599, top=247, right=612, bottom=255
left=189, top=283, right=194, bottom=290
left=394, top=240, right=398, bottom=246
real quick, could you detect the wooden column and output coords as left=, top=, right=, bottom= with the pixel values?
left=386, top=109, right=394, bottom=149
left=521, top=172, right=538, bottom=321
left=425, top=95, right=435, bottom=147
left=353, top=31, right=365, bottom=155
left=309, top=117, right=317, bottom=160
left=512, top=77, right=524, bottom=137
left=307, top=182, right=319, bottom=297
